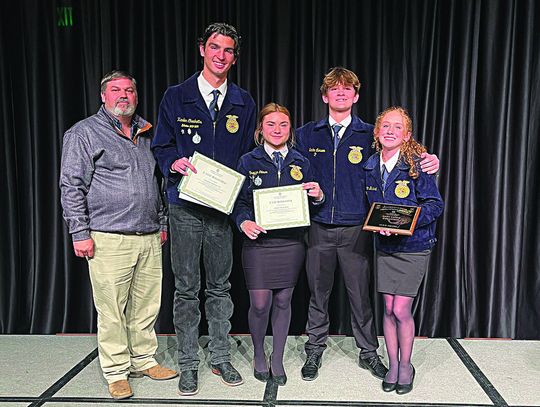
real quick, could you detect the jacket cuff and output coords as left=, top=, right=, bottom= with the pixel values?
left=311, top=194, right=326, bottom=206
left=236, top=214, right=252, bottom=231
left=166, top=157, right=180, bottom=179
left=72, top=230, right=91, bottom=241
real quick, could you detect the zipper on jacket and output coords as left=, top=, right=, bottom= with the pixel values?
left=382, top=171, right=385, bottom=199
left=331, top=148, right=337, bottom=223
left=212, top=121, right=216, bottom=159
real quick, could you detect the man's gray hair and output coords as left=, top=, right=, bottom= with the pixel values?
left=100, top=70, right=137, bottom=93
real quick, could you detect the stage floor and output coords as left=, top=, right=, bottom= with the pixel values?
left=0, top=335, right=538, bottom=406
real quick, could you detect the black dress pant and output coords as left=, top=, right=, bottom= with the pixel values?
left=304, top=221, right=379, bottom=358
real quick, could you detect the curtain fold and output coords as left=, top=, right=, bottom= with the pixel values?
left=1, top=0, right=538, bottom=338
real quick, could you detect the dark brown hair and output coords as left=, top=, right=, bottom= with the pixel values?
left=198, top=23, right=241, bottom=57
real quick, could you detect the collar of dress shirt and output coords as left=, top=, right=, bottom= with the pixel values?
left=264, top=142, right=289, bottom=160
left=328, top=115, right=352, bottom=138
left=197, top=73, right=228, bottom=109
left=380, top=149, right=400, bottom=173
left=102, top=106, right=138, bottom=137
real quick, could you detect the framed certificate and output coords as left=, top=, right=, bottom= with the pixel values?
left=362, top=202, right=421, bottom=236
left=253, top=184, right=310, bottom=230
left=177, top=152, right=245, bottom=215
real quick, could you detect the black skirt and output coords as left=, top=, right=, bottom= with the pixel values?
left=376, top=250, right=431, bottom=297
left=241, top=237, right=305, bottom=290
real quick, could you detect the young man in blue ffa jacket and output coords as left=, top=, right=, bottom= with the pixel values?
left=295, top=67, right=439, bottom=382
left=152, top=23, right=256, bottom=396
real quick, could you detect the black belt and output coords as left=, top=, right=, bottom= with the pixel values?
left=95, top=230, right=159, bottom=236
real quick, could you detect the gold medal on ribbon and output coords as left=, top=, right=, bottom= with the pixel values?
left=226, top=115, right=239, bottom=133
left=395, top=180, right=411, bottom=198
left=348, top=146, right=363, bottom=164
left=290, top=165, right=303, bottom=181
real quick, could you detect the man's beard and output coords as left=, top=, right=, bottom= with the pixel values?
left=113, top=103, right=136, bottom=117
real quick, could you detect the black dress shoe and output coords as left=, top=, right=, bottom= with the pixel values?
left=382, top=380, right=397, bottom=392
left=253, top=360, right=270, bottom=382
left=301, top=352, right=322, bottom=381
left=272, top=372, right=287, bottom=386
left=396, top=365, right=415, bottom=395
left=178, top=370, right=198, bottom=396
left=358, top=355, right=388, bottom=380
left=211, top=362, right=244, bottom=386
left=269, top=355, right=287, bottom=386
left=254, top=368, right=270, bottom=382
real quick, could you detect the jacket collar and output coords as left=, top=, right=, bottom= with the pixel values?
left=98, top=105, right=152, bottom=136
left=251, top=145, right=303, bottom=167
left=365, top=153, right=412, bottom=191
left=365, top=152, right=410, bottom=171
left=181, top=72, right=245, bottom=107
left=313, top=114, right=373, bottom=132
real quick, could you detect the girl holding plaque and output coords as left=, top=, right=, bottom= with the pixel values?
left=363, top=107, right=444, bottom=395
left=232, top=103, right=323, bottom=385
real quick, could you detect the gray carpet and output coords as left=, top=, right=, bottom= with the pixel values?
left=0, top=335, right=538, bottom=406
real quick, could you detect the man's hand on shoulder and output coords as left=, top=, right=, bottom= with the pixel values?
left=419, top=152, right=440, bottom=175
left=73, top=238, right=94, bottom=258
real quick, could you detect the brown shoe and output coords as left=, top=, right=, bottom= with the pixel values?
left=108, top=379, right=133, bottom=400
left=131, top=364, right=178, bottom=380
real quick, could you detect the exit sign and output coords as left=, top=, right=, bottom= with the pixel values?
left=57, top=6, right=73, bottom=27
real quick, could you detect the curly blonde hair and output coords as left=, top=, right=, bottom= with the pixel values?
left=373, top=106, right=426, bottom=179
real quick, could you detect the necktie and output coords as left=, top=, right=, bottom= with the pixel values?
left=381, top=164, right=390, bottom=189
left=209, top=89, right=220, bottom=121
left=332, top=124, right=343, bottom=151
left=273, top=151, right=284, bottom=173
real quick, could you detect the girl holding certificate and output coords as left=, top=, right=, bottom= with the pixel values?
left=232, top=103, right=323, bottom=385
left=363, top=107, right=444, bottom=395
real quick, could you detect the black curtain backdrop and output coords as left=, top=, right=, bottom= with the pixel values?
left=1, top=0, right=539, bottom=339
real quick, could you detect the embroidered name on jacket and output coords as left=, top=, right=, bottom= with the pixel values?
left=177, top=117, right=202, bottom=129
left=249, top=170, right=269, bottom=176
left=308, top=147, right=326, bottom=156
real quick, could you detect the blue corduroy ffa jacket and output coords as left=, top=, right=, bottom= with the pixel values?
left=232, top=145, right=319, bottom=240
left=151, top=72, right=256, bottom=206
left=296, top=115, right=375, bottom=225
left=363, top=153, right=444, bottom=253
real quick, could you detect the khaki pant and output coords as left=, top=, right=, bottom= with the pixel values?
left=88, top=231, right=162, bottom=383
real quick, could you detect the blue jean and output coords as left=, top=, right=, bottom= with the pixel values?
left=169, top=204, right=234, bottom=370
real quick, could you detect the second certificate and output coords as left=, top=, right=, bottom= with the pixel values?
left=253, top=184, right=310, bottom=230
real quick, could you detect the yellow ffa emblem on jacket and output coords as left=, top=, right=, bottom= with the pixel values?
left=348, top=146, right=363, bottom=164
left=290, top=165, right=303, bottom=181
left=395, top=180, right=411, bottom=198
left=226, top=115, right=239, bottom=133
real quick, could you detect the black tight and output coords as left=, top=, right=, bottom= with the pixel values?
left=248, top=287, right=294, bottom=376
left=382, top=294, right=415, bottom=384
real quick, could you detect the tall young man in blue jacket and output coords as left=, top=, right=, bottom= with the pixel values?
left=152, top=23, right=256, bottom=396
left=295, top=67, right=439, bottom=382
